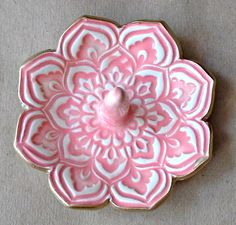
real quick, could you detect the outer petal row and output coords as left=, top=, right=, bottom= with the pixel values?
left=49, top=163, right=171, bottom=209
left=57, top=17, right=180, bottom=67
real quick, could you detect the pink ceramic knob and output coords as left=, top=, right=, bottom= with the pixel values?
left=99, top=87, right=130, bottom=126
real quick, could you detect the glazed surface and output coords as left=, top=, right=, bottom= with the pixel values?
left=15, top=17, right=214, bottom=209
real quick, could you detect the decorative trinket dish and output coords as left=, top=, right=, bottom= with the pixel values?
left=15, top=16, right=215, bottom=209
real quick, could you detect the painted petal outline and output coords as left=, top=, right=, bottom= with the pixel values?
left=20, top=52, right=65, bottom=108
left=43, top=94, right=82, bottom=130
left=49, top=163, right=109, bottom=207
left=164, top=120, right=211, bottom=177
left=120, top=22, right=180, bottom=67
left=168, top=60, right=214, bottom=119
left=58, top=17, right=118, bottom=61
left=15, top=110, right=59, bottom=169
left=111, top=167, right=171, bottom=209
left=59, top=132, right=92, bottom=166
left=99, top=46, right=136, bottom=85
left=64, top=61, right=98, bottom=97
left=130, top=137, right=166, bottom=168
left=135, top=65, right=169, bottom=100
left=93, top=147, right=130, bottom=185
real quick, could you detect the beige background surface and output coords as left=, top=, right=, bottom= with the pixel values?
left=0, top=0, right=235, bottom=224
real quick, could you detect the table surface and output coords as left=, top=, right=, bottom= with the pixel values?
left=0, top=0, right=235, bottom=224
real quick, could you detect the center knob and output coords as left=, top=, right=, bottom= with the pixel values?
left=99, top=87, right=130, bottom=126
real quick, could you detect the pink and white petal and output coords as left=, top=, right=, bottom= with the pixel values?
left=168, top=60, right=214, bottom=119
left=144, top=101, right=179, bottom=135
left=134, top=65, right=168, bottom=100
left=164, top=120, right=211, bottom=177
left=15, top=110, right=59, bottom=169
left=58, top=17, right=118, bottom=61
left=129, top=137, right=165, bottom=167
left=120, top=22, right=180, bottom=67
left=60, top=132, right=93, bottom=166
left=111, top=167, right=171, bottom=209
left=49, top=163, right=109, bottom=207
left=43, top=94, right=82, bottom=130
left=20, top=52, right=65, bottom=108
left=93, top=147, right=130, bottom=185
left=64, top=61, right=98, bottom=97
left=99, top=46, right=136, bottom=86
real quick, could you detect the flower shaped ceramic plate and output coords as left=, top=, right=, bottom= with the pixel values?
left=15, top=16, right=215, bottom=210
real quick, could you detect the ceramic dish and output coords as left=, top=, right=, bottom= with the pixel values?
left=15, top=16, right=215, bottom=210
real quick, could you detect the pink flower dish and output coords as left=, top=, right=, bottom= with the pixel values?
left=15, top=17, right=215, bottom=210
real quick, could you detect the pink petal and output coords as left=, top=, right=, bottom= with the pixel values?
left=168, top=60, right=214, bottom=119
left=131, top=137, right=165, bottom=167
left=15, top=110, right=59, bottom=169
left=93, top=147, right=129, bottom=185
left=146, top=101, right=179, bottom=134
left=120, top=22, right=180, bottom=67
left=64, top=61, right=98, bottom=97
left=20, top=52, right=65, bottom=108
left=111, top=167, right=171, bottom=209
left=60, top=133, right=92, bottom=166
left=43, top=95, right=82, bottom=130
left=50, top=163, right=109, bottom=207
left=164, top=120, right=211, bottom=177
left=99, top=46, right=136, bottom=85
left=58, top=17, right=118, bottom=61
left=135, top=66, right=168, bottom=100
